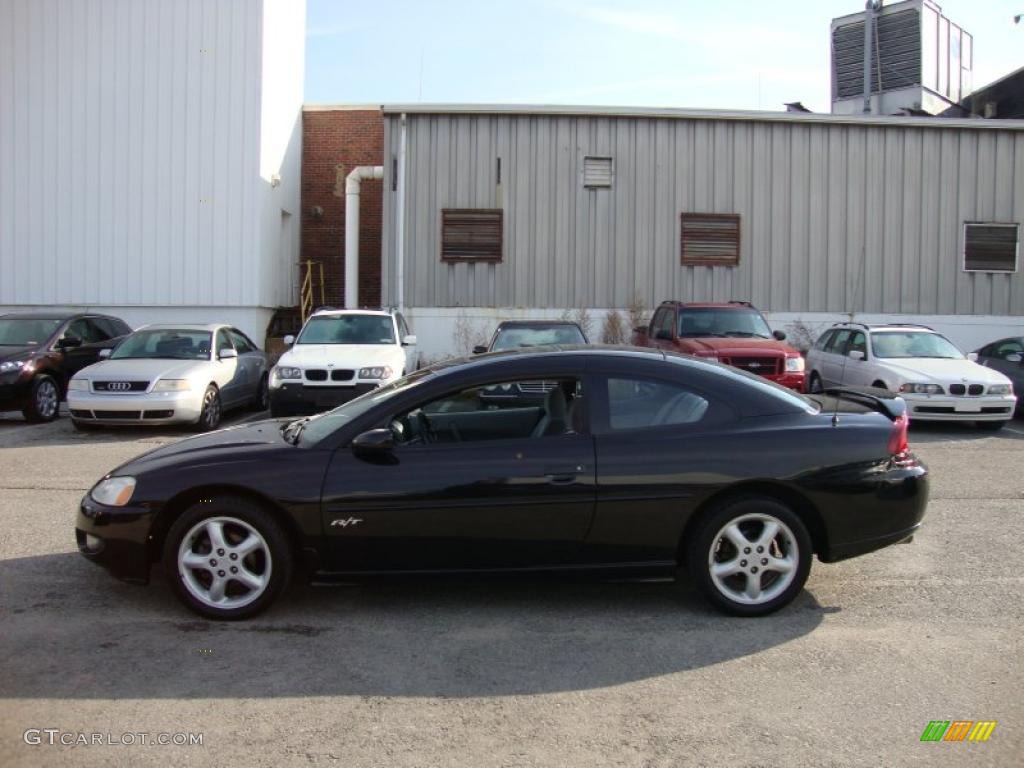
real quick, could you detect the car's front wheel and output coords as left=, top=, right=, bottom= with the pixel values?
left=687, top=496, right=812, bottom=616
left=163, top=496, right=293, bottom=620
left=23, top=374, right=61, bottom=423
left=195, top=385, right=222, bottom=432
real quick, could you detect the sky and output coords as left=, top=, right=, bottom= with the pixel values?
left=304, top=0, right=1023, bottom=113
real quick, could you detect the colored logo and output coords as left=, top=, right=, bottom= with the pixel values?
left=920, top=721, right=997, bottom=742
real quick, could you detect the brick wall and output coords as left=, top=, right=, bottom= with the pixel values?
left=301, top=108, right=384, bottom=309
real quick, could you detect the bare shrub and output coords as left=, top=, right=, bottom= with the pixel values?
left=628, top=294, right=650, bottom=332
left=571, top=307, right=593, bottom=341
left=786, top=319, right=827, bottom=354
left=601, top=310, right=628, bottom=345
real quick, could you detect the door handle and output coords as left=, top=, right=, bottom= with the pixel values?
left=545, top=465, right=584, bottom=485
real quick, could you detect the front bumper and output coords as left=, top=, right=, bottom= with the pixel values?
left=767, top=371, right=806, bottom=392
left=902, top=393, right=1016, bottom=422
left=76, top=494, right=155, bottom=584
left=269, top=382, right=380, bottom=416
left=68, top=389, right=203, bottom=425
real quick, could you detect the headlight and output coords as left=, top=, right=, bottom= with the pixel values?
left=899, top=383, right=944, bottom=395
left=988, top=384, right=1012, bottom=395
left=90, top=476, right=137, bottom=507
left=0, top=360, right=27, bottom=373
left=359, top=366, right=393, bottom=379
left=274, top=366, right=302, bottom=380
left=785, top=357, right=805, bottom=372
left=67, top=378, right=88, bottom=391
left=152, top=379, right=191, bottom=392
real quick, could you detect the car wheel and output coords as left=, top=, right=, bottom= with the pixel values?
left=195, top=385, right=222, bottom=432
left=22, top=375, right=61, bottom=423
left=808, top=372, right=824, bottom=394
left=977, top=420, right=1008, bottom=432
left=163, top=496, right=293, bottom=620
left=686, top=496, right=812, bottom=617
left=251, top=375, right=269, bottom=412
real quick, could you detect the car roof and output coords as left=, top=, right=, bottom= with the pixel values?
left=495, top=320, right=583, bottom=328
left=660, top=301, right=759, bottom=310
left=310, top=309, right=393, bottom=318
left=0, top=311, right=91, bottom=321
left=430, top=344, right=668, bottom=375
left=827, top=323, right=937, bottom=333
left=136, top=323, right=226, bottom=332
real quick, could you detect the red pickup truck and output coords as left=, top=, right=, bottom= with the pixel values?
left=632, top=301, right=806, bottom=392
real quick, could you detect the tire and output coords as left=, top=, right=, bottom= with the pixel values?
left=22, top=374, right=61, bottom=423
left=977, top=420, right=1008, bottom=432
left=808, top=372, right=824, bottom=394
left=162, top=496, right=293, bottom=620
left=251, top=374, right=270, bottom=412
left=194, top=385, right=222, bottom=432
left=686, top=495, right=812, bottom=617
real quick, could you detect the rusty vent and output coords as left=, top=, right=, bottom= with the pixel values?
left=963, top=223, right=1018, bottom=272
left=441, top=209, right=503, bottom=262
left=681, top=213, right=741, bottom=266
left=583, top=156, right=614, bottom=188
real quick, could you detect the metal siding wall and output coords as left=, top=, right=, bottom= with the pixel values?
left=387, top=113, right=1023, bottom=316
left=0, top=0, right=266, bottom=308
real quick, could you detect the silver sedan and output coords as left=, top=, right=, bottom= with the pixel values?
left=67, top=324, right=269, bottom=430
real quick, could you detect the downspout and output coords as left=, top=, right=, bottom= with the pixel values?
left=395, top=113, right=408, bottom=312
left=345, top=165, right=384, bottom=309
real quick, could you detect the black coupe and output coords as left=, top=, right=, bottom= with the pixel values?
left=76, top=347, right=928, bottom=619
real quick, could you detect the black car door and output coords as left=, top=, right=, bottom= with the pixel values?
left=979, top=338, right=1024, bottom=395
left=319, top=374, right=596, bottom=572
left=58, top=318, right=114, bottom=378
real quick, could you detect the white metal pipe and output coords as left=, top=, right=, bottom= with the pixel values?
left=395, top=114, right=408, bottom=312
left=344, top=165, right=384, bottom=308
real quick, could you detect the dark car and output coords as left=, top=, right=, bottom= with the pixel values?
left=474, top=320, right=588, bottom=354
left=0, top=312, right=133, bottom=422
left=76, top=347, right=928, bottom=620
left=974, top=336, right=1023, bottom=417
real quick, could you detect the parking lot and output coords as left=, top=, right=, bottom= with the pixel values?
left=0, top=410, right=1022, bottom=768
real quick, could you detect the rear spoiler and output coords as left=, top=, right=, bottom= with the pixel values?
left=822, top=387, right=907, bottom=421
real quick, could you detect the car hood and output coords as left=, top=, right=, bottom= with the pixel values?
left=74, top=358, right=213, bottom=382
left=676, top=337, right=795, bottom=356
left=880, top=358, right=1012, bottom=385
left=277, top=344, right=403, bottom=369
left=0, top=344, right=37, bottom=362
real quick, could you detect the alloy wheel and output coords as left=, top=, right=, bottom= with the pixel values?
left=707, top=513, right=799, bottom=605
left=177, top=517, right=272, bottom=610
left=201, top=387, right=221, bottom=429
left=36, top=379, right=59, bottom=419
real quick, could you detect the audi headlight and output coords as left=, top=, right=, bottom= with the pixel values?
left=359, top=366, right=393, bottom=380
left=274, top=366, right=302, bottom=380
left=90, top=476, right=137, bottom=507
left=988, top=384, right=1012, bottom=395
left=899, top=383, right=944, bottom=395
left=0, top=360, right=27, bottom=373
left=67, top=378, right=88, bottom=391
left=152, top=379, right=191, bottom=392
left=785, top=357, right=805, bottom=372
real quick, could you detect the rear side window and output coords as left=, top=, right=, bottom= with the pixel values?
left=592, top=376, right=736, bottom=434
left=813, top=330, right=834, bottom=351
left=824, top=330, right=851, bottom=354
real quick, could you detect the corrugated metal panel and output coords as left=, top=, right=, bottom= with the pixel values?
left=384, top=112, right=1024, bottom=316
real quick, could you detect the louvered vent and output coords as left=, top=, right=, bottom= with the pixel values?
left=832, top=8, right=921, bottom=99
left=583, top=156, right=613, bottom=188
left=681, top=213, right=741, bottom=266
left=441, top=209, right=503, bottom=262
left=964, top=224, right=1019, bottom=272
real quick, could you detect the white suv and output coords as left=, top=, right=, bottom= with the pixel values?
left=806, top=323, right=1016, bottom=430
left=269, top=309, right=418, bottom=417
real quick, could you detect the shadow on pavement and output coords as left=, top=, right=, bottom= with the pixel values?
left=0, top=552, right=827, bottom=699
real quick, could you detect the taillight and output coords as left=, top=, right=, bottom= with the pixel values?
left=888, top=413, right=909, bottom=456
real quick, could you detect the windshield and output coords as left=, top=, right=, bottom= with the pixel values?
left=297, top=315, right=395, bottom=345
left=677, top=308, right=773, bottom=338
left=491, top=325, right=586, bottom=351
left=111, top=330, right=213, bottom=360
left=0, top=318, right=63, bottom=346
left=296, top=369, right=434, bottom=445
left=871, top=332, right=963, bottom=360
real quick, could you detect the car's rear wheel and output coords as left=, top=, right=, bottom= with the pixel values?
left=195, top=385, right=222, bottom=432
left=163, top=496, right=293, bottom=620
left=687, top=496, right=812, bottom=616
left=251, top=374, right=270, bottom=412
left=22, top=374, right=61, bottom=422
left=977, top=420, right=1008, bottom=432
left=808, top=372, right=823, bottom=393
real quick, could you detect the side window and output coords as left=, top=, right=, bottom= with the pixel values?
left=813, top=330, right=834, bottom=351
left=848, top=332, right=867, bottom=357
left=825, top=330, right=851, bottom=354
left=216, top=329, right=234, bottom=356
left=396, top=313, right=410, bottom=339
left=601, top=377, right=711, bottom=433
left=229, top=329, right=255, bottom=354
left=652, top=308, right=673, bottom=338
left=389, top=378, right=583, bottom=445
left=65, top=319, right=106, bottom=344
left=994, top=339, right=1023, bottom=359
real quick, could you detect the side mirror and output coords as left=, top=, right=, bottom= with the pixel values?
left=967, top=352, right=979, bottom=362
left=351, top=428, right=394, bottom=456
left=98, top=348, right=112, bottom=359
left=402, top=334, right=417, bottom=347
left=283, top=335, right=295, bottom=346
left=773, top=329, right=787, bottom=341
left=219, top=348, right=238, bottom=360
left=1007, top=353, right=1023, bottom=364
left=58, top=336, right=83, bottom=350
left=472, top=345, right=488, bottom=354
left=654, top=329, right=673, bottom=341
left=848, top=350, right=865, bottom=361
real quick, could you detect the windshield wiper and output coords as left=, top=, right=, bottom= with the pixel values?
left=281, top=417, right=311, bottom=446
